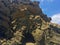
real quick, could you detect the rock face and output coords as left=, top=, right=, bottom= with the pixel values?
left=0, top=0, right=60, bottom=45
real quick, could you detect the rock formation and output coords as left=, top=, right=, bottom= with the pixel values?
left=0, top=0, right=60, bottom=45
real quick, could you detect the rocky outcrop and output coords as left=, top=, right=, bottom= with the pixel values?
left=45, top=23, right=60, bottom=45
left=0, top=0, right=60, bottom=45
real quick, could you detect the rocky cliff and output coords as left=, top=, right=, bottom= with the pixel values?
left=0, top=0, right=60, bottom=45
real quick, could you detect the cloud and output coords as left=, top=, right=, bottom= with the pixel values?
left=51, top=13, right=60, bottom=24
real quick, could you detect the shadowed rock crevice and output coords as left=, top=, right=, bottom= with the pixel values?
left=22, top=32, right=35, bottom=45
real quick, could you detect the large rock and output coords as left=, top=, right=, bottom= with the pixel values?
left=0, top=0, right=60, bottom=45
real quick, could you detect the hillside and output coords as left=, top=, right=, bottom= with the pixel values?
left=0, top=0, right=60, bottom=45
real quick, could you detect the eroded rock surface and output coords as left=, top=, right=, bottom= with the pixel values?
left=0, top=0, right=60, bottom=45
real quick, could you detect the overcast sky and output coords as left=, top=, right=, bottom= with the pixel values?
left=32, top=0, right=60, bottom=24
